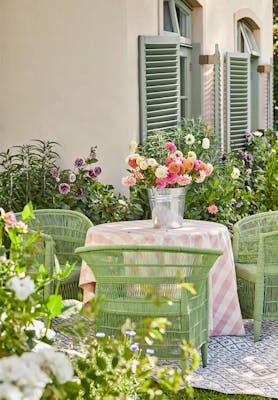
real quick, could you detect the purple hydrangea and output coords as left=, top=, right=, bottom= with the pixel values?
left=59, top=183, right=70, bottom=195
left=245, top=153, right=253, bottom=163
left=94, top=166, right=102, bottom=176
left=51, top=168, right=59, bottom=178
left=75, top=188, right=83, bottom=196
left=74, top=157, right=85, bottom=169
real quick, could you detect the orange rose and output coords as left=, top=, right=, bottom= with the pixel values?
left=128, top=158, right=137, bottom=168
left=183, top=158, right=194, bottom=171
left=168, top=162, right=180, bottom=174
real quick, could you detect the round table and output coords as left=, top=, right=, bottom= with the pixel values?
left=79, top=219, right=245, bottom=336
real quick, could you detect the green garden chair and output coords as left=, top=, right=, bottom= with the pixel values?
left=233, top=211, right=278, bottom=341
left=16, top=209, right=93, bottom=299
left=75, top=244, right=222, bottom=366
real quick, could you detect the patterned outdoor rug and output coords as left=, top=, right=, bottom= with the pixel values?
left=53, top=318, right=278, bottom=399
left=188, top=319, right=278, bottom=398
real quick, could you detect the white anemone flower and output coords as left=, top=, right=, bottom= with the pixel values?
left=185, top=134, right=195, bottom=145
left=231, top=167, right=240, bottom=179
left=155, top=165, right=168, bottom=178
left=253, top=130, right=263, bottom=137
left=187, top=151, right=197, bottom=160
left=147, top=158, right=158, bottom=167
left=6, top=276, right=35, bottom=301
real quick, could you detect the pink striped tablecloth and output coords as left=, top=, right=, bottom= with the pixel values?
left=79, top=219, right=245, bottom=336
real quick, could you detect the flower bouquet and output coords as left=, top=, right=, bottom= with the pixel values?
left=122, top=141, right=213, bottom=228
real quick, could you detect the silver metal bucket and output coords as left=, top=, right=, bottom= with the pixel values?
left=147, top=187, right=185, bottom=229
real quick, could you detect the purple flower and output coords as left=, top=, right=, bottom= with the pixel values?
left=75, top=188, right=83, bottom=196
left=221, top=154, right=228, bottom=161
left=125, top=330, right=136, bottom=337
left=59, top=183, right=70, bottom=194
left=238, top=149, right=244, bottom=157
left=246, top=168, right=252, bottom=176
left=130, top=343, right=140, bottom=352
left=69, top=173, right=76, bottom=183
left=87, top=169, right=96, bottom=179
left=245, top=130, right=253, bottom=141
left=94, top=166, right=102, bottom=176
left=245, top=153, right=253, bottom=163
left=146, top=348, right=155, bottom=355
left=74, top=157, right=85, bottom=169
left=87, top=150, right=97, bottom=160
left=51, top=168, right=59, bottom=178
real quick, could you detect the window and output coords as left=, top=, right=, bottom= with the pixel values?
left=138, top=1, right=194, bottom=143
left=226, top=20, right=260, bottom=151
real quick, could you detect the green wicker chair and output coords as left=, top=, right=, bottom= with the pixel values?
left=233, top=211, right=278, bottom=341
left=16, top=209, right=93, bottom=299
left=75, top=244, right=222, bottom=366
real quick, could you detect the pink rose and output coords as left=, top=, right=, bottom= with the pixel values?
left=164, top=142, right=177, bottom=154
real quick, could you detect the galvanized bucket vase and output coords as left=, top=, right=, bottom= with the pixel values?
left=147, top=187, right=185, bottom=229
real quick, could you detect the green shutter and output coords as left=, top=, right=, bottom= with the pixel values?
left=226, top=52, right=250, bottom=152
left=214, top=44, right=222, bottom=149
left=139, top=35, right=180, bottom=143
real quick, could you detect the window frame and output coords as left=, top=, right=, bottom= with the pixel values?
left=237, top=21, right=260, bottom=57
left=163, top=0, right=192, bottom=47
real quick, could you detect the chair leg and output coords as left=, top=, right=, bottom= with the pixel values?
left=254, top=319, right=262, bottom=342
left=200, top=342, right=208, bottom=367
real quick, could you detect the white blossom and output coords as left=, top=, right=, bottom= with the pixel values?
left=253, top=130, right=263, bottom=137
left=155, top=165, right=168, bottom=178
left=37, top=349, right=74, bottom=384
left=0, top=383, right=22, bottom=400
left=6, top=276, right=35, bottom=300
left=138, top=160, right=148, bottom=170
left=129, top=140, right=138, bottom=154
left=27, top=320, right=56, bottom=340
left=185, top=134, right=195, bottom=145
left=187, top=151, right=197, bottom=160
left=202, top=137, right=210, bottom=149
left=231, top=167, right=240, bottom=179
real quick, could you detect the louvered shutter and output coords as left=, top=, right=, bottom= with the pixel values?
left=226, top=52, right=250, bottom=152
left=268, top=58, right=273, bottom=129
left=214, top=44, right=222, bottom=150
left=138, top=35, right=180, bottom=143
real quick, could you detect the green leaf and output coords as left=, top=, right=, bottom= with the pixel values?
left=47, top=294, right=63, bottom=318
left=21, top=202, right=34, bottom=222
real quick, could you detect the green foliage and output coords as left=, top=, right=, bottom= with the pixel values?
left=0, top=140, right=60, bottom=212
left=130, top=121, right=278, bottom=232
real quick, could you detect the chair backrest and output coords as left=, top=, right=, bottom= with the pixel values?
left=20, top=209, right=93, bottom=266
left=75, top=244, right=222, bottom=358
left=233, top=211, right=278, bottom=263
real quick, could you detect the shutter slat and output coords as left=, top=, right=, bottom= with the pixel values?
left=226, top=52, right=250, bottom=152
left=139, top=35, right=180, bottom=142
left=214, top=44, right=222, bottom=150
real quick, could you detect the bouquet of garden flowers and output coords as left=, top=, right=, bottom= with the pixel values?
left=122, top=141, right=213, bottom=189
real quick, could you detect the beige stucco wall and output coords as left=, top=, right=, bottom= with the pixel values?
left=0, top=0, right=273, bottom=193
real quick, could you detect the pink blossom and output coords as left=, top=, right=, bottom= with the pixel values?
left=165, top=157, right=172, bottom=165
left=246, top=168, right=252, bottom=176
left=51, top=168, right=59, bottom=178
left=164, top=142, right=177, bottom=153
left=178, top=174, right=192, bottom=186
left=205, top=163, right=214, bottom=177
left=121, top=176, right=136, bottom=187
left=87, top=169, right=96, bottom=179
left=166, top=173, right=179, bottom=185
left=59, top=183, right=71, bottom=194
left=194, top=160, right=202, bottom=171
left=156, top=177, right=167, bottom=188
left=134, top=168, right=144, bottom=180
left=196, top=170, right=206, bottom=183
left=4, top=211, right=17, bottom=228
left=207, top=204, right=218, bottom=214
left=69, top=173, right=76, bottom=183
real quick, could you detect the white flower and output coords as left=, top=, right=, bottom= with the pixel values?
left=138, top=160, right=148, bottom=170
left=147, top=158, right=158, bottom=167
left=185, top=134, right=195, bottom=145
left=253, top=130, right=263, bottom=137
left=7, top=275, right=35, bottom=300
left=0, top=383, right=22, bottom=400
left=173, top=150, right=183, bottom=158
left=129, top=140, right=138, bottom=154
left=27, top=320, right=56, bottom=340
left=37, top=349, right=74, bottom=384
left=0, top=355, right=27, bottom=382
left=155, top=165, right=168, bottom=178
left=125, top=153, right=139, bottom=163
left=202, top=137, right=210, bottom=149
left=118, top=199, right=127, bottom=206
left=187, top=151, right=197, bottom=160
left=231, top=167, right=240, bottom=179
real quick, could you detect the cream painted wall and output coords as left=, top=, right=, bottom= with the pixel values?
left=0, top=0, right=273, bottom=193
